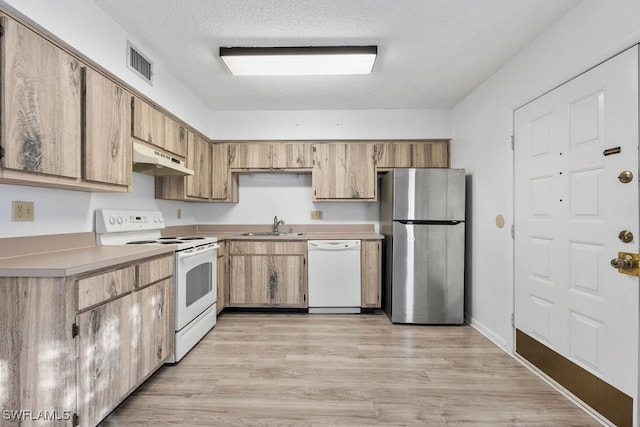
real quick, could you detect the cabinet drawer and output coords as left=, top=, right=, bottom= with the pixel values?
left=77, top=266, right=136, bottom=311
left=229, top=241, right=306, bottom=255
left=138, top=255, right=174, bottom=288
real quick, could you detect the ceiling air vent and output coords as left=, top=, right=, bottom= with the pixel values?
left=127, top=41, right=153, bottom=85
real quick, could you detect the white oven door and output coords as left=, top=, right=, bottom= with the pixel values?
left=175, top=244, right=218, bottom=331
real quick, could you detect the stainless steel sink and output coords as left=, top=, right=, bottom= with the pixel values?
left=237, top=232, right=305, bottom=237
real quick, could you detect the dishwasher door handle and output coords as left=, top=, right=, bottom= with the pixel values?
left=308, top=240, right=361, bottom=250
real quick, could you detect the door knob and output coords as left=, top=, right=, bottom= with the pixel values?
left=611, top=252, right=640, bottom=276
left=618, top=170, right=634, bottom=183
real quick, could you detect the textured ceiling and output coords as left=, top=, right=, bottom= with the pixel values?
left=93, top=0, right=582, bottom=111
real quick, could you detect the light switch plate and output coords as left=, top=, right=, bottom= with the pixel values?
left=310, top=210, right=323, bottom=220
left=12, top=201, right=34, bottom=222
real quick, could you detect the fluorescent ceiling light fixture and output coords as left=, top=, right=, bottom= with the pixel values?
left=219, top=46, right=377, bottom=76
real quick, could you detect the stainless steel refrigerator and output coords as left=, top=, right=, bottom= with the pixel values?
left=380, top=168, right=466, bottom=324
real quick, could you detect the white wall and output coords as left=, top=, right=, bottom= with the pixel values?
left=196, top=174, right=378, bottom=229
left=451, top=0, right=640, bottom=351
left=0, top=174, right=198, bottom=238
left=210, top=109, right=451, bottom=140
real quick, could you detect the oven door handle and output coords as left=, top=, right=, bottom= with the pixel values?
left=177, top=244, right=219, bottom=258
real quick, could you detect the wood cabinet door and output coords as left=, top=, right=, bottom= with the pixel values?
left=136, top=279, right=173, bottom=379
left=229, top=253, right=306, bottom=307
left=272, top=142, right=313, bottom=169
left=229, top=143, right=272, bottom=169
left=269, top=255, right=306, bottom=307
left=211, top=143, right=229, bottom=200
left=186, top=133, right=211, bottom=200
left=313, top=143, right=376, bottom=200
left=76, top=292, right=138, bottom=427
left=84, top=68, right=131, bottom=187
left=164, top=116, right=187, bottom=157
left=131, top=96, right=153, bottom=143
left=1, top=17, right=81, bottom=178
left=411, top=141, right=449, bottom=167
left=375, top=142, right=412, bottom=169
left=361, top=240, right=381, bottom=308
left=217, top=242, right=227, bottom=313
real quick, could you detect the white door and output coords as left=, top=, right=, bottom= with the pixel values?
left=514, top=46, right=639, bottom=424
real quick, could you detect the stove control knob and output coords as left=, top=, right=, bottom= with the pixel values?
left=108, top=216, right=116, bottom=225
left=153, top=216, right=159, bottom=223
left=117, top=216, right=124, bottom=225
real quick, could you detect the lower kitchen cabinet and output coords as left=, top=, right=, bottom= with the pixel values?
left=229, top=241, right=307, bottom=308
left=361, top=240, right=382, bottom=308
left=0, top=254, right=174, bottom=427
left=217, top=241, right=228, bottom=313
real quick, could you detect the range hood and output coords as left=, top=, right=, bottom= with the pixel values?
left=132, top=141, right=194, bottom=176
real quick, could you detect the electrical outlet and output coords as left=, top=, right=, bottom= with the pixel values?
left=12, top=201, right=34, bottom=222
left=177, top=208, right=182, bottom=219
left=310, top=210, right=323, bottom=220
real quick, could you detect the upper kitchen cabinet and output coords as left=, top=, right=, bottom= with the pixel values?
left=131, top=96, right=157, bottom=144
left=83, top=68, right=132, bottom=189
left=0, top=16, right=81, bottom=181
left=374, top=142, right=412, bottom=168
left=211, top=143, right=239, bottom=202
left=155, top=130, right=211, bottom=201
left=411, top=141, right=449, bottom=168
left=185, top=132, right=211, bottom=199
left=163, top=116, right=187, bottom=158
left=229, top=142, right=272, bottom=169
left=272, top=142, right=314, bottom=169
left=131, top=96, right=186, bottom=157
left=312, top=142, right=376, bottom=201
left=228, top=141, right=313, bottom=170
left=0, top=16, right=131, bottom=192
left=375, top=140, right=450, bottom=170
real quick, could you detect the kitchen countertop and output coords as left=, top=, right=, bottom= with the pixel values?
left=177, top=224, right=384, bottom=242
left=201, top=231, right=384, bottom=241
left=0, top=224, right=383, bottom=278
left=0, top=245, right=175, bottom=278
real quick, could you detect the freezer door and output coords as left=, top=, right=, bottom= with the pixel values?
left=392, top=168, right=465, bottom=221
left=391, top=221, right=464, bottom=324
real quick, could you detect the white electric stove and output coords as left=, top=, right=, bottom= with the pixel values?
left=95, top=209, right=218, bottom=362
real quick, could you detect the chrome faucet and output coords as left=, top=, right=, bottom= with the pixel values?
left=273, top=215, right=285, bottom=235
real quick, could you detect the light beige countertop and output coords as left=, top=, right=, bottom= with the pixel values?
left=0, top=244, right=175, bottom=278
left=202, top=231, right=384, bottom=241
left=179, top=224, right=384, bottom=242
left=0, top=224, right=382, bottom=278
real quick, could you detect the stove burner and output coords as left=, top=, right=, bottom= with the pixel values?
left=159, top=237, right=178, bottom=240
left=127, top=240, right=157, bottom=245
left=160, top=240, right=182, bottom=244
left=179, top=237, right=205, bottom=240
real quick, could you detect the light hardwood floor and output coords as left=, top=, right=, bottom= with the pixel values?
left=101, top=311, right=601, bottom=426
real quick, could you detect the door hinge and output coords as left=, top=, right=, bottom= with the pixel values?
left=0, top=145, right=4, bottom=160
left=73, top=413, right=79, bottom=426
left=511, top=224, right=515, bottom=239
left=511, top=313, right=515, bottom=328
left=0, top=24, right=4, bottom=38
left=510, top=135, right=514, bottom=150
left=71, top=323, right=79, bottom=339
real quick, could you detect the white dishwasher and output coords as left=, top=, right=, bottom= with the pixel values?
left=307, top=240, right=361, bottom=313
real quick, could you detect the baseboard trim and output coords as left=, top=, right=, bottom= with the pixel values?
left=464, top=312, right=508, bottom=350
left=515, top=329, right=632, bottom=427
